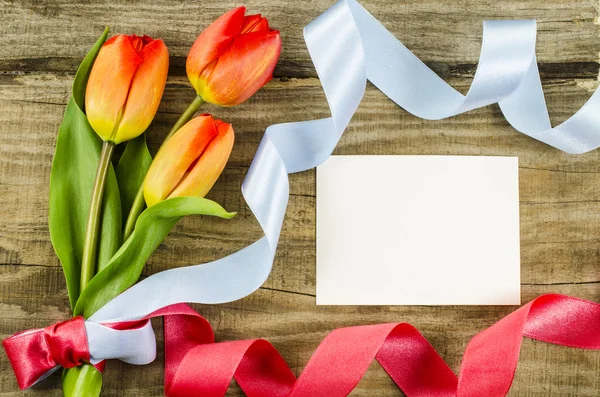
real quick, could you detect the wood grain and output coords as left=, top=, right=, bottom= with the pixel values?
left=0, top=0, right=599, bottom=395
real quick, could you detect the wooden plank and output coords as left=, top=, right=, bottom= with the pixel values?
left=0, top=0, right=598, bottom=78
left=0, top=265, right=599, bottom=396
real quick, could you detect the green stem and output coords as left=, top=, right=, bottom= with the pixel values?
left=122, top=95, right=204, bottom=241
left=80, top=140, right=115, bottom=293
left=63, top=364, right=102, bottom=397
left=165, top=95, right=204, bottom=141
left=122, top=186, right=145, bottom=243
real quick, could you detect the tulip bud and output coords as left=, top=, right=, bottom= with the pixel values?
left=86, top=34, right=169, bottom=144
left=186, top=7, right=282, bottom=106
left=143, top=115, right=234, bottom=207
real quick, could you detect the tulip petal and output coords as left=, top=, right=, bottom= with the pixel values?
left=241, top=15, right=270, bottom=34
left=201, top=30, right=282, bottom=106
left=85, top=35, right=142, bottom=141
left=115, top=39, right=169, bottom=144
left=186, top=7, right=246, bottom=94
left=143, top=116, right=217, bottom=207
left=169, top=120, right=234, bottom=199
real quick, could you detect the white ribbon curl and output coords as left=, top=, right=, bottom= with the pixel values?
left=83, top=0, right=600, bottom=364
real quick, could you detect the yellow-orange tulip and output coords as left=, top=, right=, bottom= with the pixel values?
left=143, top=115, right=234, bottom=207
left=86, top=34, right=169, bottom=144
left=186, top=7, right=282, bottom=106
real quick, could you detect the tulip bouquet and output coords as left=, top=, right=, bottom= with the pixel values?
left=47, top=7, right=281, bottom=396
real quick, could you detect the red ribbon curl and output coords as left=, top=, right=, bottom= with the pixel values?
left=3, top=294, right=600, bottom=396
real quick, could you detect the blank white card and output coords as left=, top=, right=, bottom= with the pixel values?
left=316, top=156, right=520, bottom=305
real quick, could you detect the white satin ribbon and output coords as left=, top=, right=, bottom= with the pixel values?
left=84, top=0, right=600, bottom=364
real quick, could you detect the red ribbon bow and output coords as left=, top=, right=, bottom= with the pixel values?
left=2, top=316, right=96, bottom=389
left=3, top=294, right=600, bottom=396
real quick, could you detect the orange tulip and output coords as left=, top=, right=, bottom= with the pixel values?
left=86, top=34, right=169, bottom=144
left=143, top=115, right=234, bottom=207
left=186, top=7, right=282, bottom=106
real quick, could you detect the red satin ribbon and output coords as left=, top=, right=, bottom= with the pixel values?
left=3, top=294, right=600, bottom=396
left=1, top=316, right=104, bottom=389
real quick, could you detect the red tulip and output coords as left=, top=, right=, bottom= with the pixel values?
left=186, top=7, right=282, bottom=106
left=143, top=115, right=234, bottom=206
left=86, top=34, right=169, bottom=144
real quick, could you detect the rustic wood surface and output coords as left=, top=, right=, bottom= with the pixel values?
left=1, top=0, right=599, bottom=395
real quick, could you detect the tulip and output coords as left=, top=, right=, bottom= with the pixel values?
left=124, top=8, right=279, bottom=240
left=86, top=34, right=169, bottom=144
left=186, top=7, right=282, bottom=106
left=80, top=33, right=168, bottom=296
left=143, top=115, right=234, bottom=207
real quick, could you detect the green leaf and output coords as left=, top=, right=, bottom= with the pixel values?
left=74, top=196, right=236, bottom=318
left=116, top=134, right=152, bottom=231
left=48, top=27, right=122, bottom=309
left=63, top=364, right=102, bottom=397
left=72, top=28, right=109, bottom=110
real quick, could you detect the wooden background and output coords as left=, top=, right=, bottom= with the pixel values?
left=1, top=0, right=599, bottom=395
